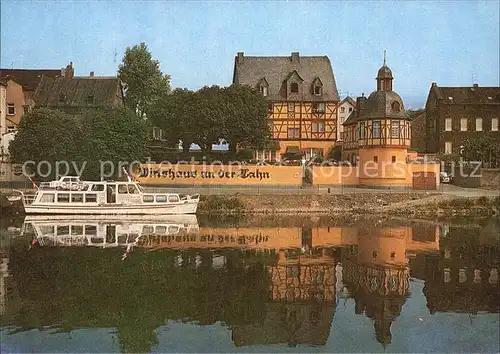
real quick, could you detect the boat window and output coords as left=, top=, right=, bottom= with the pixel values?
left=168, top=195, right=180, bottom=203
left=91, top=184, right=105, bottom=191
left=57, top=194, right=70, bottom=203
left=118, top=184, right=128, bottom=194
left=40, top=193, right=55, bottom=203
left=168, top=225, right=180, bottom=233
left=85, top=194, right=97, bottom=203
left=91, top=237, right=104, bottom=244
left=143, top=226, right=154, bottom=234
left=128, top=184, right=138, bottom=194
left=57, top=226, right=70, bottom=235
left=143, top=195, right=154, bottom=203
left=85, top=225, right=97, bottom=235
left=156, top=226, right=167, bottom=234
left=156, top=195, right=167, bottom=203
left=71, top=194, right=84, bottom=203
left=71, top=226, right=84, bottom=235
left=40, top=225, right=54, bottom=235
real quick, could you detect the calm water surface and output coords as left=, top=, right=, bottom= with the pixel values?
left=0, top=215, right=499, bottom=353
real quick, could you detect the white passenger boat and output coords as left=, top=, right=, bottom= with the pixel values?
left=13, top=179, right=200, bottom=215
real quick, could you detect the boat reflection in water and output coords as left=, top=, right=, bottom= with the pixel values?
left=3, top=218, right=498, bottom=352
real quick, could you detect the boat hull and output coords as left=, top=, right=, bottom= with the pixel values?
left=24, top=202, right=198, bottom=215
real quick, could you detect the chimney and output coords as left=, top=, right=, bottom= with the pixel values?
left=291, top=52, right=300, bottom=63
left=237, top=52, right=244, bottom=64
left=63, top=61, right=74, bottom=79
left=431, top=82, right=437, bottom=87
left=473, top=83, right=478, bottom=88
left=90, top=71, right=94, bottom=78
left=356, top=93, right=367, bottom=116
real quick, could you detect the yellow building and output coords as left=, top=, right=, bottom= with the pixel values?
left=233, top=52, right=339, bottom=161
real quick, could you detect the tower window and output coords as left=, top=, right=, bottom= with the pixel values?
left=391, top=121, right=400, bottom=138
left=392, top=156, right=396, bottom=163
left=314, top=85, right=322, bottom=95
left=390, top=251, right=395, bottom=258
left=374, top=156, right=378, bottom=163
left=391, top=101, right=401, bottom=112
left=372, top=121, right=381, bottom=138
left=291, top=82, right=299, bottom=93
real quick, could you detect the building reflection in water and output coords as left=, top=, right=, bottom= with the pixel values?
left=2, top=216, right=498, bottom=352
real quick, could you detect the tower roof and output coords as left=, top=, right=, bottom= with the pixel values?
left=377, top=50, right=393, bottom=79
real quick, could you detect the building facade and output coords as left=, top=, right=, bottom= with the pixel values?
left=341, top=58, right=414, bottom=186
left=233, top=52, right=339, bottom=161
left=337, top=96, right=356, bottom=141
left=0, top=67, right=62, bottom=133
left=424, top=83, right=500, bottom=157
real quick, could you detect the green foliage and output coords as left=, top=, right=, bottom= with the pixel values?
left=151, top=84, right=270, bottom=155
left=327, top=146, right=342, bottom=161
left=199, top=195, right=246, bottom=214
left=436, top=152, right=460, bottom=164
left=118, top=42, right=171, bottom=118
left=9, top=108, right=84, bottom=176
left=462, top=135, right=500, bottom=165
left=9, top=108, right=149, bottom=180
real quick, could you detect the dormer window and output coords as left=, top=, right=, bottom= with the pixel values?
left=86, top=94, right=95, bottom=104
left=291, top=83, right=299, bottom=93
left=391, top=101, right=401, bottom=112
left=59, top=92, right=66, bottom=103
left=258, top=78, right=269, bottom=97
left=312, top=77, right=323, bottom=96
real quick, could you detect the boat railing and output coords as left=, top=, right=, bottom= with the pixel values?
left=181, top=194, right=200, bottom=201
left=23, top=194, right=37, bottom=205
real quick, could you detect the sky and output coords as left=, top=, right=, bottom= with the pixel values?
left=1, top=0, right=499, bottom=109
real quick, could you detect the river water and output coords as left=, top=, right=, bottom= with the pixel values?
left=0, top=215, right=499, bottom=353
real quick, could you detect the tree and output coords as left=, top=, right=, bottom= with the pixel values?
left=222, top=84, right=270, bottom=154
left=462, top=135, right=500, bottom=167
left=149, top=88, right=197, bottom=153
left=9, top=108, right=149, bottom=180
left=80, top=108, right=150, bottom=179
left=9, top=108, right=84, bottom=177
left=118, top=42, right=171, bottom=118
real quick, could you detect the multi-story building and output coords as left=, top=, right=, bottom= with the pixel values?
left=0, top=81, right=6, bottom=137
left=233, top=52, right=339, bottom=161
left=34, top=63, right=123, bottom=111
left=0, top=66, right=61, bottom=133
left=342, top=59, right=412, bottom=175
left=424, top=83, right=500, bottom=156
left=337, top=96, right=356, bottom=141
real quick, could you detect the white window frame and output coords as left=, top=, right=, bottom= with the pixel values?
left=7, top=103, right=15, bottom=115
left=391, top=121, right=399, bottom=138
left=492, top=118, right=498, bottom=132
left=372, top=121, right=381, bottom=138
left=445, top=141, right=452, bottom=154
left=460, top=118, right=467, bottom=131
left=476, top=117, right=483, bottom=131
left=445, top=118, right=452, bottom=131
left=340, top=107, right=345, bottom=113
left=261, top=86, right=268, bottom=97
left=312, top=121, right=325, bottom=133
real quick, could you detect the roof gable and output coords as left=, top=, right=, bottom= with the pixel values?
left=233, top=53, right=339, bottom=102
left=34, top=76, right=123, bottom=108
left=0, top=69, right=61, bottom=91
left=257, top=77, right=269, bottom=87
left=430, top=84, right=500, bottom=105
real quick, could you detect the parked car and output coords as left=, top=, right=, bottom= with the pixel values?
left=440, top=172, right=452, bottom=183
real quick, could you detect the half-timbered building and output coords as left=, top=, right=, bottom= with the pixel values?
left=341, top=57, right=414, bottom=186
left=233, top=52, right=339, bottom=161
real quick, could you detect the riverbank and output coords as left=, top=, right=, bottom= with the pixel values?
left=1, top=192, right=498, bottom=218
left=197, top=193, right=499, bottom=217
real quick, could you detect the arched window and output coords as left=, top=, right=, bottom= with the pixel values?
left=391, top=101, right=401, bottom=112
left=59, top=92, right=66, bottom=103
left=291, top=82, right=299, bottom=93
